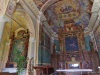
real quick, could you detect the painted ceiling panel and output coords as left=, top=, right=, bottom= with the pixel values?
left=44, top=0, right=93, bottom=33
left=5, top=11, right=28, bottom=36
left=33, top=0, right=93, bottom=33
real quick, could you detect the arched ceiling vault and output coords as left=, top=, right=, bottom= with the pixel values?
left=5, top=9, right=28, bottom=37
left=33, top=0, right=100, bottom=37
left=34, top=0, right=93, bottom=34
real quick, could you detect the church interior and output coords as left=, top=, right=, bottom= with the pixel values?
left=0, top=0, right=100, bottom=75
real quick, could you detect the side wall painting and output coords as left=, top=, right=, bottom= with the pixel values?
left=94, top=25, right=100, bottom=59
left=10, top=30, right=29, bottom=61
left=85, top=35, right=91, bottom=51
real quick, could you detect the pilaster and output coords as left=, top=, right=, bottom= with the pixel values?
left=26, top=37, right=35, bottom=75
left=0, top=16, right=8, bottom=42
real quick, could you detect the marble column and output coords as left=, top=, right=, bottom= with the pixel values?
left=26, top=38, right=35, bottom=75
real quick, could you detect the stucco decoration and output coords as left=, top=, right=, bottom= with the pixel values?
left=0, top=0, right=9, bottom=16
left=6, top=1, right=16, bottom=17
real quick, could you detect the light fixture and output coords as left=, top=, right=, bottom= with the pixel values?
left=98, top=66, right=100, bottom=69
left=56, top=69, right=93, bottom=72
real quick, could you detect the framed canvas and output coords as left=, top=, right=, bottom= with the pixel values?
left=65, top=36, right=79, bottom=51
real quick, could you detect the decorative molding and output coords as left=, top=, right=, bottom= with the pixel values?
left=6, top=0, right=16, bottom=17
left=88, top=12, right=98, bottom=30
left=91, top=0, right=100, bottom=12
left=40, top=0, right=59, bottom=13
left=19, top=0, right=37, bottom=23
left=87, top=1, right=100, bottom=32
left=3, top=15, right=11, bottom=22
left=0, top=16, right=7, bottom=23
left=93, top=16, right=100, bottom=32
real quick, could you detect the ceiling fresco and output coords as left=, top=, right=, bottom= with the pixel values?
left=33, top=0, right=48, bottom=8
left=33, top=0, right=93, bottom=33
left=44, top=0, right=93, bottom=33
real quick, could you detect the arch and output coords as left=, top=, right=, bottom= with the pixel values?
left=15, top=27, right=25, bottom=37
left=15, top=8, right=35, bottom=38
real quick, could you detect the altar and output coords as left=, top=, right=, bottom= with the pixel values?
left=51, top=21, right=99, bottom=73
left=56, top=69, right=92, bottom=75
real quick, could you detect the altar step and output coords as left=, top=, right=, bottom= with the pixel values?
left=2, top=68, right=26, bottom=75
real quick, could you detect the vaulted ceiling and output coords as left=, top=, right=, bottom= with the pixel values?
left=33, top=0, right=93, bottom=34
left=5, top=5, right=28, bottom=36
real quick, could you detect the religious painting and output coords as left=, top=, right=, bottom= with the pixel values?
left=54, top=0, right=80, bottom=20
left=10, top=30, right=29, bottom=62
left=10, top=39, right=25, bottom=62
left=65, top=36, right=79, bottom=51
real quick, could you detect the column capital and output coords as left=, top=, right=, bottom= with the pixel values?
left=6, top=42, right=10, bottom=45
left=29, top=38, right=35, bottom=42
left=0, top=15, right=11, bottom=23
left=3, top=15, right=11, bottom=22
left=0, top=16, right=7, bottom=23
